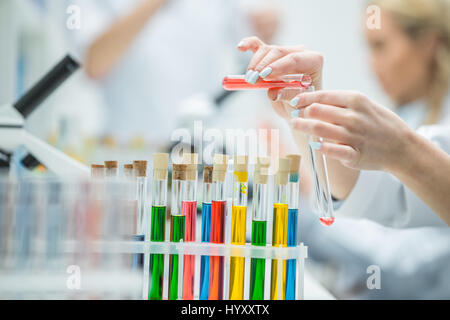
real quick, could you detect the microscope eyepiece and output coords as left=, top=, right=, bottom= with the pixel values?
left=13, top=55, right=80, bottom=119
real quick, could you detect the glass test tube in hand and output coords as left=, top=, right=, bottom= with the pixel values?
left=301, top=87, right=335, bottom=226
left=222, top=74, right=312, bottom=91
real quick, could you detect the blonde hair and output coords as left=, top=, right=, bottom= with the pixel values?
left=371, top=0, right=450, bottom=124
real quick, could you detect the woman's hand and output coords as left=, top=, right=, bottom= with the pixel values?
left=237, top=37, right=324, bottom=120
left=289, top=90, right=416, bottom=172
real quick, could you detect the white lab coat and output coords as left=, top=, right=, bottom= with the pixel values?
left=69, top=0, right=249, bottom=145
left=336, top=94, right=450, bottom=228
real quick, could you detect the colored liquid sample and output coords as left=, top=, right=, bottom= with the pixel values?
left=168, top=215, right=185, bottom=300
left=148, top=206, right=166, bottom=300
left=320, top=217, right=335, bottom=226
left=250, top=220, right=267, bottom=300
left=229, top=206, right=247, bottom=300
left=182, top=201, right=197, bottom=300
left=222, top=75, right=312, bottom=91
left=209, top=200, right=226, bottom=300
left=285, top=209, right=298, bottom=300
left=199, top=202, right=212, bottom=300
left=270, top=203, right=288, bottom=300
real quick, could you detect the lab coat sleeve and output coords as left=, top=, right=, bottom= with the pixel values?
left=336, top=125, right=450, bottom=228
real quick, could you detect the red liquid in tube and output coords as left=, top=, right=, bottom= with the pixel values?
left=209, top=200, right=226, bottom=300
left=222, top=74, right=312, bottom=91
left=319, top=217, right=335, bottom=227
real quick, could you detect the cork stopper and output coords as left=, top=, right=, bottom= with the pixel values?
left=275, top=158, right=291, bottom=185
left=153, top=153, right=169, bottom=180
left=203, top=166, right=213, bottom=184
left=183, top=153, right=198, bottom=181
left=234, top=155, right=249, bottom=173
left=254, top=157, right=271, bottom=185
left=104, top=161, right=118, bottom=169
left=213, top=154, right=229, bottom=182
left=123, top=164, right=134, bottom=178
left=91, top=164, right=105, bottom=179
left=173, top=164, right=187, bottom=181
left=286, top=154, right=301, bottom=183
left=286, top=155, right=301, bottom=173
left=133, top=161, right=148, bottom=178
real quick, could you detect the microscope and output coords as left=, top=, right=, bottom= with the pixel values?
left=0, top=55, right=89, bottom=177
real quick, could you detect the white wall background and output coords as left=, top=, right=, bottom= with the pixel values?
left=276, top=0, right=390, bottom=107
left=0, top=0, right=392, bottom=145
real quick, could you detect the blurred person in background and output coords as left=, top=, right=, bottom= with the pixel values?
left=68, top=0, right=280, bottom=151
left=239, top=0, right=450, bottom=298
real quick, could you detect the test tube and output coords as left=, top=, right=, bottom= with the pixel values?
left=91, top=164, right=105, bottom=179
left=229, top=155, right=249, bottom=300
left=249, top=157, right=270, bottom=300
left=222, top=74, right=312, bottom=91
left=182, top=153, right=198, bottom=300
left=104, top=161, right=118, bottom=178
left=148, top=153, right=169, bottom=300
left=168, top=164, right=187, bottom=300
left=270, top=158, right=291, bottom=300
left=208, top=154, right=229, bottom=300
left=133, top=161, right=148, bottom=238
left=199, top=166, right=213, bottom=300
left=123, top=164, right=134, bottom=179
left=294, top=85, right=334, bottom=226
left=308, top=136, right=335, bottom=226
left=285, top=154, right=301, bottom=300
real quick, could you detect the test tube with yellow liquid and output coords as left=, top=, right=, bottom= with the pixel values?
left=270, top=158, right=291, bottom=300
left=229, top=156, right=249, bottom=300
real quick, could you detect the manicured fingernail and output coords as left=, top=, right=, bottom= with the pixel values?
left=310, top=142, right=322, bottom=150
left=259, top=67, right=272, bottom=78
left=290, top=97, right=299, bottom=107
left=274, top=91, right=282, bottom=102
left=291, top=109, right=300, bottom=118
left=248, top=71, right=260, bottom=84
left=237, top=41, right=245, bottom=48
left=245, top=70, right=253, bottom=82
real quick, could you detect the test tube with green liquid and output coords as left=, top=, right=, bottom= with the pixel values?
left=249, top=157, right=270, bottom=300
left=148, top=153, right=169, bottom=300
left=168, top=164, right=187, bottom=300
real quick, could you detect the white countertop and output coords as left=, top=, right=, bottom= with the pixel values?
left=304, top=269, right=336, bottom=300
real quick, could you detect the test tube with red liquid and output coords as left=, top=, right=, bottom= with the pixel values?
left=208, top=154, right=229, bottom=300
left=222, top=74, right=312, bottom=91
left=182, top=154, right=198, bottom=300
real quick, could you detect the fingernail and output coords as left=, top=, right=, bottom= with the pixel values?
left=290, top=109, right=300, bottom=118
left=290, top=97, right=299, bottom=107
left=259, top=67, right=272, bottom=78
left=310, top=141, right=322, bottom=151
left=237, top=41, right=245, bottom=48
left=274, top=91, right=282, bottom=102
left=245, top=70, right=253, bottom=82
left=248, top=71, right=260, bottom=84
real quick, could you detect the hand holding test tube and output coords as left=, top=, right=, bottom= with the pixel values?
left=234, top=36, right=334, bottom=225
